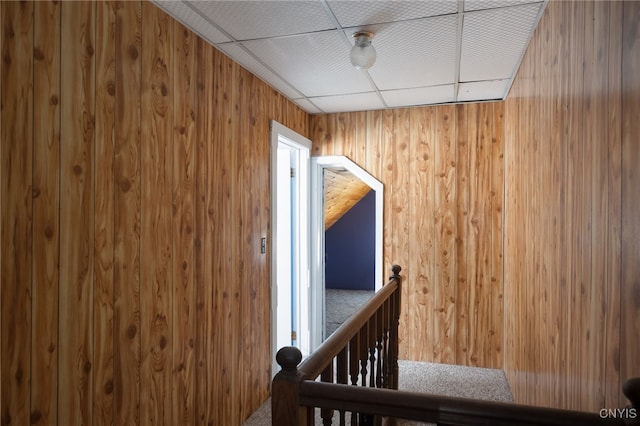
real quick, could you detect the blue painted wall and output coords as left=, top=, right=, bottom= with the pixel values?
left=325, top=190, right=375, bottom=290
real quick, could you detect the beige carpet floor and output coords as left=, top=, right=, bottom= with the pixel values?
left=243, top=289, right=513, bottom=425
left=243, top=359, right=513, bottom=425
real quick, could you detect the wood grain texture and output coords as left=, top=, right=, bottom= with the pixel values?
left=502, top=0, right=636, bottom=412
left=1, top=2, right=33, bottom=425
left=409, top=106, right=435, bottom=362
left=172, top=19, right=196, bottom=426
left=1, top=2, right=307, bottom=425
left=59, top=2, right=95, bottom=425
left=621, top=0, right=640, bottom=405
left=114, top=2, right=141, bottom=424
left=195, top=35, right=212, bottom=425
left=94, top=2, right=116, bottom=424
left=31, top=2, right=60, bottom=424
left=605, top=1, right=623, bottom=409
left=310, top=103, right=504, bottom=369
left=3, top=0, right=638, bottom=422
left=140, top=3, right=173, bottom=424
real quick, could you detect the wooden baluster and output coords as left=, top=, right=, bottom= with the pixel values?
left=349, top=334, right=359, bottom=386
left=382, top=297, right=390, bottom=389
left=368, top=316, right=377, bottom=388
left=272, top=346, right=308, bottom=426
left=359, top=325, right=369, bottom=387
left=389, top=265, right=402, bottom=390
left=349, top=334, right=359, bottom=426
left=623, top=377, right=640, bottom=424
left=375, top=308, right=383, bottom=389
left=337, top=348, right=348, bottom=426
left=321, top=362, right=334, bottom=426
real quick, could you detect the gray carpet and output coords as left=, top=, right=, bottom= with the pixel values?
left=325, top=289, right=375, bottom=337
left=243, top=360, right=513, bottom=426
left=243, top=289, right=513, bottom=425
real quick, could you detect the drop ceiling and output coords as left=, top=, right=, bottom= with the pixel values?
left=153, top=0, right=547, bottom=114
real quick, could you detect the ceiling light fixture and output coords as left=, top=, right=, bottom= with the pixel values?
left=350, top=31, right=376, bottom=70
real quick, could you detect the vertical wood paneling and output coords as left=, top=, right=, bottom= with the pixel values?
left=31, top=2, right=60, bottom=424
left=311, top=103, right=503, bottom=369
left=409, top=107, right=435, bottom=361
left=381, top=110, right=395, bottom=300
left=489, top=102, right=504, bottom=370
left=502, top=81, right=521, bottom=399
left=433, top=105, right=457, bottom=365
left=454, top=104, right=469, bottom=366
left=1, top=2, right=308, bottom=425
left=114, top=2, right=141, bottom=424
left=213, top=49, right=234, bottom=423
left=94, top=2, right=116, bottom=423
left=475, top=103, right=492, bottom=369
left=605, top=1, right=623, bottom=409
left=621, top=0, right=640, bottom=402
left=172, top=20, right=196, bottom=426
left=365, top=110, right=382, bottom=181
left=1, top=2, right=33, bottom=425
left=585, top=1, right=608, bottom=408
left=394, top=108, right=410, bottom=356
left=140, top=3, right=172, bottom=424
left=195, top=35, right=212, bottom=425
left=59, top=2, right=95, bottom=425
left=465, top=104, right=481, bottom=367
left=4, top=0, right=636, bottom=422
left=503, top=0, right=636, bottom=412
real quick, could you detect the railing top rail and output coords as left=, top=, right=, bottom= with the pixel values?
left=296, top=265, right=402, bottom=380
left=299, top=381, right=624, bottom=426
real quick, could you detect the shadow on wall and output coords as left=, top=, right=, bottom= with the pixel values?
left=325, top=190, right=375, bottom=291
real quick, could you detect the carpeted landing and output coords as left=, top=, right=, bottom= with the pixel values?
left=243, top=289, right=513, bottom=425
left=242, top=359, right=513, bottom=426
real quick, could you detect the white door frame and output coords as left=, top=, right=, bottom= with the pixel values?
left=310, top=156, right=384, bottom=349
left=270, top=121, right=311, bottom=378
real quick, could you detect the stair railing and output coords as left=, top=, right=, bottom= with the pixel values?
left=272, top=265, right=402, bottom=425
left=271, top=265, right=640, bottom=425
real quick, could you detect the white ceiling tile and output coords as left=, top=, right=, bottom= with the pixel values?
left=365, top=15, right=458, bottom=90
left=152, top=0, right=231, bottom=43
left=310, top=92, right=385, bottom=113
left=460, top=2, right=543, bottom=81
left=382, top=85, right=454, bottom=107
left=457, top=79, right=509, bottom=101
left=189, top=1, right=335, bottom=41
left=243, top=31, right=374, bottom=97
left=327, top=0, right=458, bottom=28
left=217, top=43, right=303, bottom=99
left=151, top=0, right=545, bottom=112
left=464, top=0, right=543, bottom=12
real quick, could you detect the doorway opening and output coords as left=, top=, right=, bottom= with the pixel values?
left=270, top=121, right=311, bottom=378
left=310, top=156, right=384, bottom=347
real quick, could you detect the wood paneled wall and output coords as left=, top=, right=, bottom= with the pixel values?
left=0, top=1, right=307, bottom=425
left=310, top=102, right=505, bottom=369
left=502, top=0, right=639, bottom=412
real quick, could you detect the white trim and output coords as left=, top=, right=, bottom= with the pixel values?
left=270, top=121, right=312, bottom=379
left=310, top=155, right=384, bottom=350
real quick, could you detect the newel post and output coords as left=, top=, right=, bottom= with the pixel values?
left=272, top=346, right=308, bottom=426
left=623, top=377, right=640, bottom=424
left=389, top=265, right=402, bottom=390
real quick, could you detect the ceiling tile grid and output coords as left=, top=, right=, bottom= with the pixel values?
left=153, top=0, right=547, bottom=114
left=460, top=2, right=544, bottom=82
left=190, top=0, right=335, bottom=40
left=327, top=0, right=458, bottom=28
left=364, top=15, right=459, bottom=91
left=382, top=84, right=455, bottom=108
left=242, top=31, right=372, bottom=97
